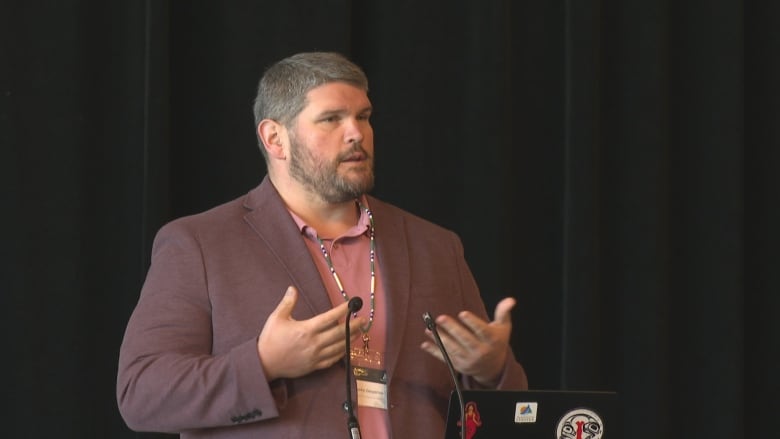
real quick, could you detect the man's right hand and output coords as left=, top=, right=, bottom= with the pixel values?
left=257, top=286, right=366, bottom=381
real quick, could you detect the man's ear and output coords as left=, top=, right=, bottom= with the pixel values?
left=257, top=119, right=287, bottom=159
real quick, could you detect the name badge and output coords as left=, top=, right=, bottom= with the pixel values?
left=351, top=349, right=388, bottom=410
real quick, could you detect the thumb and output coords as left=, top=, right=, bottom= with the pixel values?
left=493, top=297, right=516, bottom=325
left=270, top=285, right=298, bottom=320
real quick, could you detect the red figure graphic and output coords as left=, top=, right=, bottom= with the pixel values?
left=456, top=401, right=483, bottom=439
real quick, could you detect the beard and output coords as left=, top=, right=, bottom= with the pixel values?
left=288, top=134, right=375, bottom=204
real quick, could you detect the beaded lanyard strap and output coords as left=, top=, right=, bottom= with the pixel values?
left=316, top=201, right=375, bottom=352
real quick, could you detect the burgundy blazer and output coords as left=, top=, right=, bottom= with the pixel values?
left=117, top=176, right=528, bottom=438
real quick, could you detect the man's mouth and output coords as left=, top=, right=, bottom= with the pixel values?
left=343, top=152, right=365, bottom=162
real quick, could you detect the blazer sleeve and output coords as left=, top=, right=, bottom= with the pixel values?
left=116, top=221, right=282, bottom=433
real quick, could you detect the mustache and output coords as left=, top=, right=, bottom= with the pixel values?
left=339, top=143, right=371, bottom=161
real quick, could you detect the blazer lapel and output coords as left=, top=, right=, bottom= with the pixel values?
left=367, top=196, right=412, bottom=379
left=241, top=176, right=333, bottom=318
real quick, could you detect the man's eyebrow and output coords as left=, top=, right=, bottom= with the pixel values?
left=316, top=105, right=373, bottom=117
left=355, top=105, right=374, bottom=115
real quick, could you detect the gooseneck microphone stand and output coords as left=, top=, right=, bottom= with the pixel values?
left=423, top=311, right=466, bottom=439
left=345, top=297, right=364, bottom=439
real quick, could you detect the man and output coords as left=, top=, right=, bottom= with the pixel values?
left=117, top=51, right=528, bottom=438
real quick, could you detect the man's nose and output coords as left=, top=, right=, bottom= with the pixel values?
left=343, top=118, right=366, bottom=144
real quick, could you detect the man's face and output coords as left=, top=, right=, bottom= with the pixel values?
left=287, top=82, right=375, bottom=203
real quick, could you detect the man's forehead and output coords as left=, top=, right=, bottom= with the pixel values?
left=304, top=82, right=371, bottom=107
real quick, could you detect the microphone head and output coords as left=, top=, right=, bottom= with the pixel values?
left=422, top=311, right=436, bottom=330
left=348, top=297, right=363, bottom=312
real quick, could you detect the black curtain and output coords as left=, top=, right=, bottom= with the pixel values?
left=2, top=1, right=777, bottom=438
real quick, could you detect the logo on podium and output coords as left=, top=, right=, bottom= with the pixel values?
left=555, top=408, right=604, bottom=439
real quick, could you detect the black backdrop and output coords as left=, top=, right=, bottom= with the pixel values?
left=2, top=1, right=777, bottom=438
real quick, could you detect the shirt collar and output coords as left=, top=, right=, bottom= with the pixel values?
left=288, top=196, right=371, bottom=241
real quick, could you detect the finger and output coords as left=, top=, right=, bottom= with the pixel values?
left=310, top=301, right=351, bottom=332
left=453, top=298, right=516, bottom=342
left=319, top=315, right=366, bottom=347
left=269, top=286, right=298, bottom=320
left=420, top=340, right=445, bottom=363
left=316, top=345, right=348, bottom=369
left=437, top=314, right=480, bottom=345
left=492, top=297, right=516, bottom=325
left=426, top=325, right=462, bottom=351
left=349, top=316, right=368, bottom=335
left=420, top=321, right=470, bottom=359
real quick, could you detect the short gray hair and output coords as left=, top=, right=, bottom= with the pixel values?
left=253, top=52, right=369, bottom=127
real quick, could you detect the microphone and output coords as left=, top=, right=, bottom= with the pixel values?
left=348, top=296, right=364, bottom=314
left=422, top=311, right=465, bottom=439
left=345, top=297, right=363, bottom=439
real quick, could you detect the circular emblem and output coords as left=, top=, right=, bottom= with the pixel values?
left=555, top=408, right=604, bottom=439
